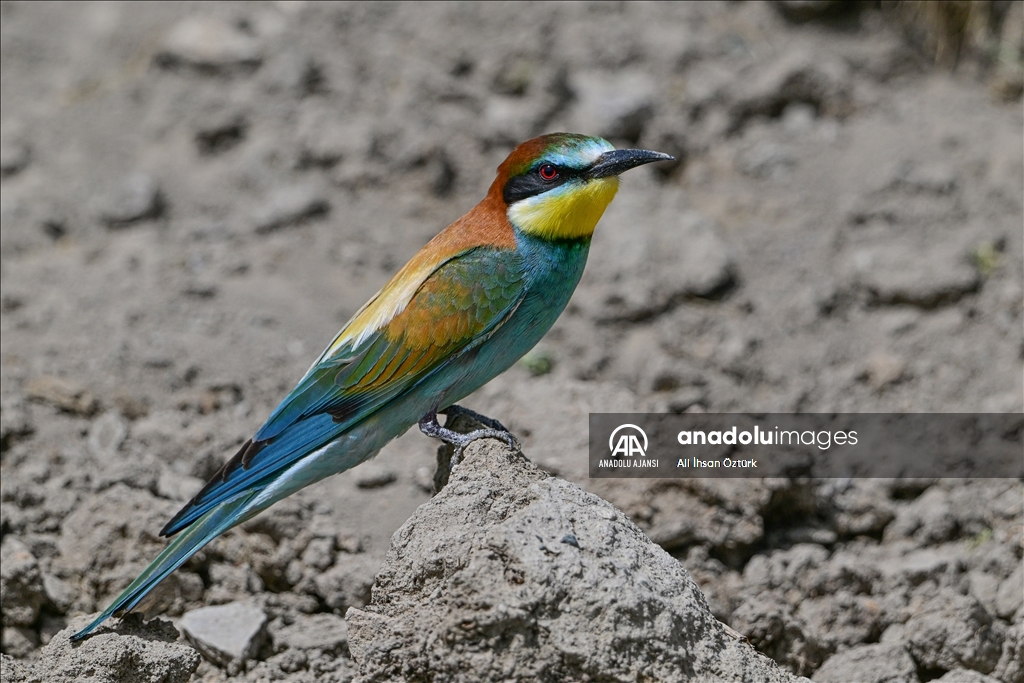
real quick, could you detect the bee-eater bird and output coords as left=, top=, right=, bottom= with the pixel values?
left=71, top=132, right=673, bottom=641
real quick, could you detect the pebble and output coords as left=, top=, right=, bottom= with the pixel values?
left=97, top=172, right=164, bottom=228
left=179, top=600, right=267, bottom=668
left=156, top=16, right=262, bottom=74
left=814, top=642, right=917, bottom=683
left=857, top=242, right=982, bottom=308
left=270, top=613, right=348, bottom=655
left=87, top=411, right=128, bottom=458
left=571, top=69, right=656, bottom=143
left=864, top=352, right=907, bottom=391
left=252, top=185, right=329, bottom=234
left=24, top=375, right=98, bottom=416
left=354, top=464, right=398, bottom=489
left=0, top=138, right=30, bottom=178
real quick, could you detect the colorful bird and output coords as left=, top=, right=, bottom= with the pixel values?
left=71, top=132, right=673, bottom=641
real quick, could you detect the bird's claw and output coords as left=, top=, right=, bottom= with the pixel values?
left=440, top=404, right=513, bottom=435
left=419, top=406, right=520, bottom=472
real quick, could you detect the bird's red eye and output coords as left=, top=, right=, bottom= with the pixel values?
left=539, top=164, right=558, bottom=181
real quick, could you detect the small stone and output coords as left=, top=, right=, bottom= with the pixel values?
left=996, top=562, right=1023, bottom=619
left=42, top=574, right=76, bottom=613
left=413, top=466, right=434, bottom=493
left=864, top=352, right=906, bottom=391
left=195, top=113, right=248, bottom=156
left=0, top=138, right=30, bottom=178
left=252, top=185, right=329, bottom=234
left=773, top=0, right=849, bottom=22
left=87, top=411, right=128, bottom=458
left=933, top=670, right=1003, bottom=683
left=904, top=592, right=1005, bottom=674
left=271, top=613, right=348, bottom=655
left=301, top=537, right=336, bottom=572
left=16, top=615, right=199, bottom=683
left=354, top=464, right=398, bottom=490
left=813, top=642, right=917, bottom=683
left=156, top=17, right=262, bottom=74
left=571, top=69, right=657, bottom=143
left=25, top=375, right=98, bottom=416
left=491, top=57, right=539, bottom=96
left=314, top=555, right=377, bottom=612
left=736, top=141, right=797, bottom=179
left=896, top=162, right=959, bottom=195
left=98, top=172, right=164, bottom=229
left=179, top=601, right=267, bottom=668
left=0, top=395, right=33, bottom=451
left=1, top=538, right=46, bottom=627
left=857, top=242, right=981, bottom=308
left=666, top=387, right=706, bottom=413
left=728, top=49, right=852, bottom=132
left=157, top=471, right=205, bottom=502
left=1, top=626, right=38, bottom=658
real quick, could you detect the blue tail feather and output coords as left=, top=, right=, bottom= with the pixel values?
left=69, top=490, right=258, bottom=642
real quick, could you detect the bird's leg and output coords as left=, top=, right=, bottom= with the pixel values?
left=418, top=406, right=519, bottom=469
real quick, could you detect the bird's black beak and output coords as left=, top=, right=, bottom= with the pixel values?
left=586, top=149, right=675, bottom=179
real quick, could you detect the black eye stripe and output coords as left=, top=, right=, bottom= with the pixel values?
left=503, top=164, right=583, bottom=204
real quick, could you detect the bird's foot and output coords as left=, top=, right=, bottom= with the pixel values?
left=419, top=406, right=519, bottom=469
left=441, top=404, right=515, bottom=436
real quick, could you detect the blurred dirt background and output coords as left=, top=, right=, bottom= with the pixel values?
left=1, top=2, right=1022, bottom=681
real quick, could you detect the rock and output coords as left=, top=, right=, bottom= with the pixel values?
left=737, top=139, right=798, bottom=179
left=0, top=538, right=46, bottom=627
left=300, top=536, right=336, bottom=572
left=295, top=104, right=369, bottom=170
left=773, top=1, right=854, bottom=24
left=194, top=113, right=248, bottom=156
left=797, top=591, right=885, bottom=652
left=87, top=411, right=128, bottom=458
left=2, top=626, right=38, bottom=658
left=0, top=395, right=33, bottom=452
left=42, top=573, right=76, bottom=614
left=0, top=137, right=30, bottom=178
left=728, top=49, right=852, bottom=132
left=156, top=16, right=262, bottom=75
left=354, top=464, right=398, bottom=489
left=56, top=483, right=177, bottom=580
left=179, top=600, right=267, bottom=668
left=895, top=162, right=959, bottom=195
left=270, top=612, right=348, bottom=656
left=882, top=487, right=959, bottom=545
left=996, top=562, right=1024, bottom=619
left=903, top=592, right=1005, bottom=675
left=864, top=352, right=907, bottom=391
left=313, top=554, right=378, bottom=613
left=729, top=591, right=829, bottom=676
left=592, top=206, right=736, bottom=321
left=156, top=471, right=204, bottom=502
left=571, top=69, right=657, bottom=143
left=993, top=622, right=1022, bottom=683
left=643, top=484, right=764, bottom=557
left=933, top=670, right=1004, bottom=683
left=812, top=642, right=918, bottom=683
left=24, top=375, right=98, bottom=416
left=7, top=614, right=199, bottom=683
left=855, top=241, right=981, bottom=308
left=346, top=440, right=799, bottom=682
left=97, top=172, right=164, bottom=229
left=252, top=185, right=329, bottom=234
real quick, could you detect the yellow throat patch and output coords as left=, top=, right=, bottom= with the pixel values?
left=507, top=176, right=620, bottom=241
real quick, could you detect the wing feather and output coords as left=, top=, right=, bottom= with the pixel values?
left=161, top=245, right=525, bottom=537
